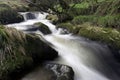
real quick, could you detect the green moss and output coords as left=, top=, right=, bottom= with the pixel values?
left=0, top=4, right=24, bottom=24
left=0, top=25, right=57, bottom=80
left=46, top=14, right=59, bottom=24
left=57, top=22, right=74, bottom=33
left=34, top=22, right=51, bottom=34
left=0, top=26, right=33, bottom=80
left=72, top=15, right=120, bottom=28
left=0, top=0, right=29, bottom=11
left=78, top=23, right=120, bottom=49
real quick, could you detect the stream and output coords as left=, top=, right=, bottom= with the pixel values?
left=7, top=12, right=120, bottom=80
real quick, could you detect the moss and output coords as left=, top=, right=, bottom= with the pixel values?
left=57, top=22, right=120, bottom=49
left=0, top=4, right=24, bottom=24
left=72, top=15, right=120, bottom=28
left=57, top=22, right=74, bottom=33
left=78, top=23, right=120, bottom=49
left=46, top=14, right=59, bottom=24
left=34, top=22, right=51, bottom=34
left=0, top=26, right=33, bottom=80
left=0, top=0, right=29, bottom=11
left=0, top=25, right=57, bottom=80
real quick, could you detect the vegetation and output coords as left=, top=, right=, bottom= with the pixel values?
left=0, top=3, right=24, bottom=24
left=78, top=23, right=120, bottom=49
left=0, top=26, right=32, bottom=80
left=72, top=15, right=120, bottom=28
left=0, top=25, right=57, bottom=80
left=0, top=0, right=29, bottom=11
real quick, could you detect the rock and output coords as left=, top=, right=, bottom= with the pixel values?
left=0, top=26, right=58, bottom=80
left=46, top=14, right=58, bottom=24
left=57, top=22, right=74, bottom=33
left=21, top=63, right=74, bottom=80
left=25, top=34, right=58, bottom=63
left=0, top=4, right=24, bottom=24
left=45, top=63, right=74, bottom=80
left=25, top=12, right=36, bottom=20
left=34, top=22, right=52, bottom=34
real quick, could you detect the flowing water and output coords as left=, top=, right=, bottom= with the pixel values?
left=7, top=12, right=120, bottom=80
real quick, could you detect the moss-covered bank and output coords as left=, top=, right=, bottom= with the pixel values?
left=0, top=3, right=24, bottom=24
left=57, top=22, right=120, bottom=49
left=0, top=25, right=58, bottom=80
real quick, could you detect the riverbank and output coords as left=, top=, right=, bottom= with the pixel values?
left=0, top=25, right=58, bottom=80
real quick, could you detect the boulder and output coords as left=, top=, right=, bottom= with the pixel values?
left=34, top=22, right=52, bottom=34
left=45, top=63, right=74, bottom=80
left=21, top=63, right=74, bottom=80
left=0, top=3, right=24, bottom=24
left=46, top=14, right=58, bottom=24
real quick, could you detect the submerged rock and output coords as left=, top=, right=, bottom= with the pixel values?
left=21, top=63, right=74, bottom=80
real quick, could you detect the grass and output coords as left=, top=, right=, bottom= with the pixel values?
left=0, top=0, right=29, bottom=11
left=78, top=23, right=120, bottom=49
left=0, top=25, right=33, bottom=80
left=72, top=15, right=120, bottom=28
left=0, top=25, right=58, bottom=80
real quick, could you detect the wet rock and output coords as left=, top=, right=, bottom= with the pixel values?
left=21, top=63, right=74, bottom=80
left=26, top=12, right=36, bottom=20
left=45, top=63, right=74, bottom=80
left=25, top=35, right=58, bottom=63
left=34, top=22, right=51, bottom=34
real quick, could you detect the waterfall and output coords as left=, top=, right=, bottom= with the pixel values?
left=6, top=12, right=120, bottom=80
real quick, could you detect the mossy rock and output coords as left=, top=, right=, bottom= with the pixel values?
left=0, top=3, right=24, bottom=24
left=0, top=26, right=58, bottom=80
left=57, top=22, right=80, bottom=34
left=34, top=22, right=52, bottom=34
left=46, top=14, right=59, bottom=24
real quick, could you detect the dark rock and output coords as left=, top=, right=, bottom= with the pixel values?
left=45, top=63, right=74, bottom=80
left=34, top=22, right=52, bottom=34
left=26, top=12, right=36, bottom=20
left=21, top=63, right=74, bottom=80
left=25, top=34, right=58, bottom=63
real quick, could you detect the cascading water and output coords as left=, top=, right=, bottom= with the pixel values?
left=6, top=12, right=120, bottom=80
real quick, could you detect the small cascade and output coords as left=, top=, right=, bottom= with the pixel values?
left=6, top=12, right=49, bottom=32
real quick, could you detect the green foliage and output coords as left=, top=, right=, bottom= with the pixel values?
left=72, top=15, right=120, bottom=28
left=0, top=25, right=57, bottom=80
left=57, top=22, right=74, bottom=32
left=0, top=26, right=33, bottom=80
left=78, top=23, right=120, bottom=49
left=95, top=0, right=120, bottom=15
left=0, top=0, right=28, bottom=11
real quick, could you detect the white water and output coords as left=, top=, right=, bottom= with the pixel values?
left=7, top=12, right=120, bottom=80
